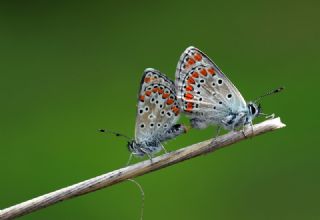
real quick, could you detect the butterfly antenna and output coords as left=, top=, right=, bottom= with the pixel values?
left=127, top=179, right=145, bottom=220
left=99, top=129, right=131, bottom=141
left=254, top=86, right=284, bottom=102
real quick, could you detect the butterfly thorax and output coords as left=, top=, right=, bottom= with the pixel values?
left=220, top=102, right=260, bottom=130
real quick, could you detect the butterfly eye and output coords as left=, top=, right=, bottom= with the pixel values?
left=248, top=104, right=257, bottom=115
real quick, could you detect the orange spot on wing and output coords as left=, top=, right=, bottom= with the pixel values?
left=171, top=106, right=180, bottom=115
left=208, top=68, right=215, bottom=75
left=145, top=91, right=152, bottom=96
left=144, top=77, right=151, bottom=83
left=187, top=77, right=195, bottom=84
left=185, top=102, right=194, bottom=112
left=188, top=58, right=195, bottom=65
left=185, top=93, right=194, bottom=100
left=186, top=85, right=194, bottom=91
left=152, top=88, right=158, bottom=92
left=192, top=72, right=199, bottom=78
left=166, top=98, right=174, bottom=105
left=158, top=88, right=164, bottom=94
left=162, top=93, right=170, bottom=99
left=186, top=102, right=193, bottom=108
left=194, top=53, right=202, bottom=61
left=139, top=95, right=145, bottom=102
left=200, top=68, right=207, bottom=76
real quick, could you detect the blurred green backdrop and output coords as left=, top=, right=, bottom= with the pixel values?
left=0, top=0, right=319, bottom=219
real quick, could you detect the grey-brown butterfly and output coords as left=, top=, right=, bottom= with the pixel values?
left=130, top=68, right=187, bottom=158
left=101, top=68, right=187, bottom=161
left=175, top=46, right=283, bottom=134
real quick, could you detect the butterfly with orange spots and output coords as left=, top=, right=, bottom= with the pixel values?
left=175, top=46, right=282, bottom=134
left=128, top=68, right=187, bottom=158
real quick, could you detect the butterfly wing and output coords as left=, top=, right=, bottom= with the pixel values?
left=135, top=68, right=181, bottom=144
left=175, top=46, right=247, bottom=125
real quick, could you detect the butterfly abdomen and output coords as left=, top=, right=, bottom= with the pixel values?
left=158, top=124, right=187, bottom=142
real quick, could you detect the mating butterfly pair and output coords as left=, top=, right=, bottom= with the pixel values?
left=103, top=46, right=282, bottom=160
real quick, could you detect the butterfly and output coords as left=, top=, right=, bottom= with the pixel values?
left=101, top=68, right=187, bottom=160
left=130, top=68, right=187, bottom=157
left=175, top=46, right=283, bottom=134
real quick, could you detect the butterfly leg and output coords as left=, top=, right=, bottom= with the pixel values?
left=241, top=121, right=254, bottom=139
left=241, top=129, right=247, bottom=138
left=266, top=113, right=275, bottom=119
left=160, top=143, right=168, bottom=154
left=210, top=126, right=221, bottom=145
left=241, top=122, right=248, bottom=138
left=250, top=121, right=254, bottom=136
left=126, top=153, right=134, bottom=166
left=259, top=112, right=275, bottom=119
left=215, top=126, right=221, bottom=139
left=140, top=148, right=153, bottom=162
left=241, top=123, right=249, bottom=138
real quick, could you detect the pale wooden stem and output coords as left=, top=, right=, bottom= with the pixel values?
left=0, top=117, right=286, bottom=220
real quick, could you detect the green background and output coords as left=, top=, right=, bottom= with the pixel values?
left=0, top=0, right=319, bottom=219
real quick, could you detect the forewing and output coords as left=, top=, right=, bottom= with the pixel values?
left=135, top=68, right=181, bottom=143
left=175, top=46, right=247, bottom=121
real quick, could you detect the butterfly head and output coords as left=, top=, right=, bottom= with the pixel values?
left=247, top=102, right=261, bottom=121
left=127, top=140, right=145, bottom=156
left=249, top=86, right=284, bottom=120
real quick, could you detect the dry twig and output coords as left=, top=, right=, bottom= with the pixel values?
left=0, top=117, right=286, bottom=220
